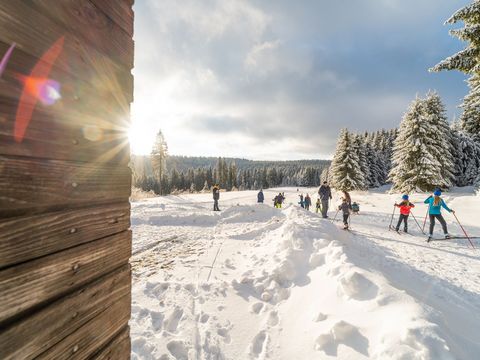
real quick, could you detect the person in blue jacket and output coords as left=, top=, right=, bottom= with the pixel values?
left=424, top=189, right=455, bottom=241
left=257, top=189, right=264, bottom=203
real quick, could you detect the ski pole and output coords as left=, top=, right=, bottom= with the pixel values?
left=410, top=212, right=425, bottom=235
left=388, top=205, right=396, bottom=230
left=452, top=212, right=475, bottom=249
left=332, top=209, right=339, bottom=222
left=422, top=206, right=429, bottom=233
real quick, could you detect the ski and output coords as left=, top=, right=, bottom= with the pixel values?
left=428, top=236, right=480, bottom=241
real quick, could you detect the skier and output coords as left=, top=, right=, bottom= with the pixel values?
left=276, top=192, right=284, bottom=208
left=424, top=189, right=454, bottom=241
left=304, top=194, right=312, bottom=211
left=212, top=184, right=220, bottom=211
left=273, top=194, right=278, bottom=208
left=318, top=181, right=332, bottom=218
left=257, top=189, right=264, bottom=203
left=338, top=197, right=352, bottom=230
left=315, top=198, right=321, bottom=213
left=299, top=194, right=304, bottom=208
left=394, top=195, right=415, bottom=233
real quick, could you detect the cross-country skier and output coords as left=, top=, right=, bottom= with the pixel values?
left=299, top=194, right=304, bottom=208
left=316, top=198, right=321, bottom=213
left=318, top=182, right=332, bottom=218
left=424, top=189, right=454, bottom=241
left=394, top=195, right=415, bottom=233
left=257, top=189, right=264, bottom=203
left=304, top=194, right=312, bottom=211
left=338, top=197, right=352, bottom=230
left=212, top=184, right=220, bottom=211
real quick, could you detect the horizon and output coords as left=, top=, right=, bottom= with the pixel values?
left=131, top=0, right=470, bottom=159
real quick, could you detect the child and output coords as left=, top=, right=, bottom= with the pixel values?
left=299, top=194, right=305, bottom=208
left=304, top=194, right=312, bottom=211
left=338, top=198, right=352, bottom=230
left=424, top=189, right=454, bottom=241
left=394, top=195, right=414, bottom=232
left=316, top=198, right=321, bottom=213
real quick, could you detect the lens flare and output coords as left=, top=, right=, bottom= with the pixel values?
left=0, top=43, right=15, bottom=78
left=14, top=36, right=64, bottom=142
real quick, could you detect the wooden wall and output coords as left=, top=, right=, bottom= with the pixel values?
left=0, top=1, right=134, bottom=359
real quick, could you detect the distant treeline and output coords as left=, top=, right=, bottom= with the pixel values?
left=131, top=155, right=331, bottom=195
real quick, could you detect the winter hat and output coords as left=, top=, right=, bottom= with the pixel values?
left=434, top=189, right=442, bottom=196
left=402, top=195, right=409, bottom=200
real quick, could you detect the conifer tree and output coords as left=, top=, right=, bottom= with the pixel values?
left=390, top=97, right=445, bottom=192
left=150, top=130, right=168, bottom=195
left=431, top=1, right=480, bottom=141
left=330, top=129, right=364, bottom=191
left=423, top=91, right=455, bottom=188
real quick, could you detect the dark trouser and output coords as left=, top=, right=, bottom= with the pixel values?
left=396, top=214, right=409, bottom=231
left=429, top=214, right=448, bottom=235
left=305, top=204, right=310, bottom=210
left=214, top=199, right=220, bottom=211
left=343, top=214, right=349, bottom=226
left=321, top=199, right=329, bottom=218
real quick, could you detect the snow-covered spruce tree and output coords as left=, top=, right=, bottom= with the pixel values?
left=389, top=97, right=445, bottom=192
left=352, top=134, right=369, bottom=190
left=431, top=1, right=480, bottom=141
left=330, top=129, right=365, bottom=191
left=451, top=121, right=480, bottom=186
left=365, top=142, right=382, bottom=188
left=423, top=91, right=455, bottom=188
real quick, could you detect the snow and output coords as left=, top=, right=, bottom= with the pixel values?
left=130, top=187, right=480, bottom=360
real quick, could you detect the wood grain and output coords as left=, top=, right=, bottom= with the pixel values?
left=0, top=265, right=131, bottom=360
left=0, top=230, right=131, bottom=325
left=36, top=296, right=131, bottom=360
left=0, top=155, right=131, bottom=217
left=0, top=202, right=130, bottom=269
left=93, top=326, right=131, bottom=360
left=90, top=0, right=134, bottom=37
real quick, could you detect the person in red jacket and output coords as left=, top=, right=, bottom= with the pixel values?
left=394, top=195, right=415, bottom=233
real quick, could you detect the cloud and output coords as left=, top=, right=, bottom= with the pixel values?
left=132, top=0, right=471, bottom=159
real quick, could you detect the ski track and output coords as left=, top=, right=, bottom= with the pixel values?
left=130, top=187, right=480, bottom=360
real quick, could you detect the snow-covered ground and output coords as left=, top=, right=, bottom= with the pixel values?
left=129, top=187, right=480, bottom=360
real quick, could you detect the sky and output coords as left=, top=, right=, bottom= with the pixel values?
left=131, top=0, right=471, bottom=160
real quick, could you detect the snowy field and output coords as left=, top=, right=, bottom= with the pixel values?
left=129, top=187, right=480, bottom=360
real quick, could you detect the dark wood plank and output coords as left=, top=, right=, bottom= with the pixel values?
left=0, top=266, right=131, bottom=360
left=0, top=1, right=133, bottom=71
left=90, top=0, right=134, bottom=37
left=0, top=156, right=131, bottom=217
left=0, top=230, right=131, bottom=325
left=0, top=97, right=130, bottom=164
left=29, top=0, right=133, bottom=68
left=0, top=202, right=130, bottom=269
left=37, top=296, right=131, bottom=360
left=93, top=326, right=131, bottom=360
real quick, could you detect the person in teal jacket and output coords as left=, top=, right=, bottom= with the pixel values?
left=424, top=189, right=454, bottom=240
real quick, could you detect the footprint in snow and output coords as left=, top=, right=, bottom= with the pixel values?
left=166, top=340, right=188, bottom=360
left=251, top=302, right=264, bottom=314
left=164, top=307, right=184, bottom=333
left=250, top=330, right=267, bottom=358
left=267, top=311, right=279, bottom=327
left=150, top=311, right=164, bottom=331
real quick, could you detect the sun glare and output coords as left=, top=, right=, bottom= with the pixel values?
left=129, top=121, right=156, bottom=155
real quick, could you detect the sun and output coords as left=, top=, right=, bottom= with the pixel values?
left=128, top=121, right=156, bottom=155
